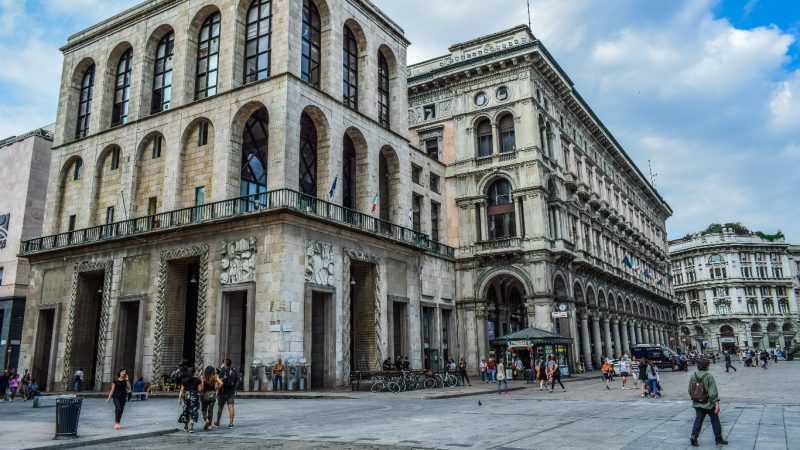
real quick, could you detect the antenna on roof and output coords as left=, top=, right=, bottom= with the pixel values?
left=648, top=160, right=659, bottom=188
left=527, top=0, right=533, bottom=31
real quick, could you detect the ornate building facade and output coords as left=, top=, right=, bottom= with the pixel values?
left=408, top=26, right=676, bottom=372
left=0, top=127, right=53, bottom=371
left=670, top=226, right=799, bottom=352
left=18, top=0, right=455, bottom=391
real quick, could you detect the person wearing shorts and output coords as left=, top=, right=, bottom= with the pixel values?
left=216, top=358, right=238, bottom=428
left=638, top=358, right=650, bottom=397
left=619, top=355, right=631, bottom=390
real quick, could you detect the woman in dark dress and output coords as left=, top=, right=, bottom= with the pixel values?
left=200, top=366, right=221, bottom=430
left=178, top=361, right=203, bottom=433
left=106, top=369, right=131, bottom=429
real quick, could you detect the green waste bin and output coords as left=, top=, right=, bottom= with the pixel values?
left=55, top=397, right=83, bottom=438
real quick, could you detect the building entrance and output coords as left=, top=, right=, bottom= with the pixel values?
left=70, top=270, right=105, bottom=390
left=33, top=308, right=56, bottom=391
left=484, top=275, right=527, bottom=350
left=114, top=300, right=141, bottom=379
left=163, top=259, right=200, bottom=373
left=350, top=261, right=377, bottom=372
left=310, top=291, right=333, bottom=389
left=222, top=291, right=247, bottom=372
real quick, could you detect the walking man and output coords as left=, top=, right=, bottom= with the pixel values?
left=548, top=355, right=566, bottom=392
left=724, top=351, right=736, bottom=373
left=216, top=358, right=239, bottom=428
left=73, top=368, right=84, bottom=392
left=688, top=358, right=727, bottom=446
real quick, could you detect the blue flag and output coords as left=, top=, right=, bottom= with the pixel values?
left=622, top=255, right=632, bottom=269
left=328, top=176, right=338, bottom=200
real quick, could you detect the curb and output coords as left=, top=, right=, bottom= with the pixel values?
left=21, top=428, right=178, bottom=450
left=424, top=386, right=527, bottom=400
left=70, top=392, right=357, bottom=400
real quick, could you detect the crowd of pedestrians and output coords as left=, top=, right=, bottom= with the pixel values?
left=0, top=368, right=40, bottom=401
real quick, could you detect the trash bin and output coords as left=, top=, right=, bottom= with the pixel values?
left=55, top=397, right=83, bottom=439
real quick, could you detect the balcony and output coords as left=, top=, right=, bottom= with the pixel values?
left=21, top=189, right=456, bottom=259
left=475, top=237, right=523, bottom=255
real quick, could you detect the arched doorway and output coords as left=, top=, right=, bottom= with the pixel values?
left=719, top=325, right=736, bottom=352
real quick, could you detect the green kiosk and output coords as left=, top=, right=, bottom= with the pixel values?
left=491, top=327, right=573, bottom=378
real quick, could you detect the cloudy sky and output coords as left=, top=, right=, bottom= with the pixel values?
left=0, top=0, right=798, bottom=241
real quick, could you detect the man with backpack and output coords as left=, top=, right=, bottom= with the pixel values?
left=215, top=358, right=239, bottom=428
left=688, top=358, right=727, bottom=447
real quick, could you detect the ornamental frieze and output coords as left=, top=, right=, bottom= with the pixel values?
left=305, top=240, right=335, bottom=286
left=220, top=237, right=257, bottom=285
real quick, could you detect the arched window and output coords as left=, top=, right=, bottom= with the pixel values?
left=240, top=108, right=269, bottom=197
left=75, top=65, right=95, bottom=138
left=299, top=112, right=318, bottom=196
left=498, top=114, right=515, bottom=153
left=378, top=52, right=390, bottom=128
left=486, top=179, right=515, bottom=240
left=342, top=134, right=356, bottom=209
left=112, top=50, right=132, bottom=126
left=151, top=32, right=175, bottom=113
left=301, top=0, right=321, bottom=87
left=476, top=118, right=493, bottom=157
left=342, top=26, right=358, bottom=110
left=244, top=0, right=272, bottom=83
left=196, top=12, right=221, bottom=100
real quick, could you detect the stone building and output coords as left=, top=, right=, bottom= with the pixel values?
left=18, top=0, right=455, bottom=391
left=0, top=126, right=53, bottom=371
left=670, top=226, right=799, bottom=352
left=790, top=245, right=800, bottom=315
left=408, top=26, right=676, bottom=372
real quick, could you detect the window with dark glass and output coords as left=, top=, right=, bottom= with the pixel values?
left=75, top=65, right=95, bottom=139
left=301, top=0, right=321, bottom=87
left=198, top=121, right=209, bottom=146
left=498, top=114, right=515, bottom=153
left=68, top=215, right=77, bottom=232
left=196, top=12, right=221, bottom=100
left=244, top=0, right=272, bottom=83
left=342, top=134, right=356, bottom=209
left=411, top=163, right=422, bottom=185
left=424, top=138, right=438, bottom=160
left=73, top=159, right=83, bottom=180
left=429, top=173, right=440, bottom=193
left=486, top=179, right=515, bottom=240
left=378, top=52, right=390, bottom=128
left=431, top=201, right=440, bottom=242
left=152, top=136, right=162, bottom=159
left=299, top=112, right=318, bottom=196
left=412, top=193, right=422, bottom=232
left=195, top=186, right=205, bottom=206
left=112, top=50, right=132, bottom=126
left=343, top=26, right=359, bottom=109
left=423, top=104, right=436, bottom=120
left=110, top=147, right=120, bottom=170
left=240, top=108, right=269, bottom=196
left=147, top=197, right=158, bottom=215
left=105, top=206, right=114, bottom=224
left=476, top=118, right=493, bottom=157
left=151, top=32, right=174, bottom=113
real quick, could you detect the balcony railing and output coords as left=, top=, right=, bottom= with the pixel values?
left=21, top=189, right=455, bottom=259
left=475, top=237, right=523, bottom=253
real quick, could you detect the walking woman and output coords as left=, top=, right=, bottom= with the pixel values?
left=8, top=372, right=19, bottom=401
left=107, top=369, right=131, bottom=430
left=200, top=366, right=221, bottom=431
left=537, top=358, right=547, bottom=391
left=647, top=361, right=660, bottom=398
left=496, top=360, right=508, bottom=393
left=177, top=361, right=203, bottom=433
left=638, top=358, right=650, bottom=397
left=619, top=355, right=631, bottom=390
left=457, top=358, right=471, bottom=387
left=548, top=355, right=566, bottom=392
left=601, top=358, right=612, bottom=390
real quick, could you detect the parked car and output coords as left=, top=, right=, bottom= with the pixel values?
left=631, top=344, right=679, bottom=370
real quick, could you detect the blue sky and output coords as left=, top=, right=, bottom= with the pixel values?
left=0, top=0, right=798, bottom=241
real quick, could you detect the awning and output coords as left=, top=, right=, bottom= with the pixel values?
left=491, top=327, right=573, bottom=347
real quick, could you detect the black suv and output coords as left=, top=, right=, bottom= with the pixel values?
left=631, top=344, right=678, bottom=370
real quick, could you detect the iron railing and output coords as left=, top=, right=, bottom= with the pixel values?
left=21, top=189, right=455, bottom=259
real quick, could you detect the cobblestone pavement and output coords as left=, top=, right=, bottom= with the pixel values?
left=2, top=361, right=798, bottom=450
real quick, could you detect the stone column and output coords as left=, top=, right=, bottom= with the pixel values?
left=603, top=317, right=613, bottom=358
left=592, top=316, right=603, bottom=367
left=475, top=305, right=487, bottom=361
left=621, top=320, right=630, bottom=355
left=525, top=299, right=537, bottom=331
left=612, top=319, right=622, bottom=357
left=580, top=314, right=593, bottom=371
left=477, top=204, right=486, bottom=242
left=514, top=197, right=524, bottom=238
left=628, top=321, right=636, bottom=346
left=533, top=297, right=554, bottom=332
left=636, top=324, right=642, bottom=344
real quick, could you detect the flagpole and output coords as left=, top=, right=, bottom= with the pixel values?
left=527, top=0, right=532, bottom=30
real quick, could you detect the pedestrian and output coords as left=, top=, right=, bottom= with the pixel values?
left=132, top=377, right=147, bottom=400
left=601, top=358, right=612, bottom=390
left=73, top=368, right=84, bottom=392
left=548, top=355, right=566, bottom=392
left=0, top=370, right=8, bottom=401
left=402, top=356, right=410, bottom=370
left=272, top=358, right=285, bottom=390
left=479, top=359, right=487, bottom=383
left=496, top=360, right=508, bottom=394
left=631, top=357, right=640, bottom=388
left=724, top=351, right=736, bottom=373
left=771, top=350, right=778, bottom=364
left=638, top=358, right=649, bottom=397
left=688, top=358, right=727, bottom=446
left=760, top=351, right=768, bottom=369
left=487, top=356, right=497, bottom=383
left=646, top=361, right=660, bottom=398
left=28, top=379, right=40, bottom=398
left=457, top=357, right=471, bottom=387
left=216, top=358, right=239, bottom=428
left=537, top=357, right=547, bottom=391
left=619, top=355, right=631, bottom=390
left=8, top=371, right=19, bottom=401
left=528, top=357, right=538, bottom=384
left=200, top=366, right=221, bottom=431
left=107, top=369, right=131, bottom=430
left=177, top=361, right=202, bottom=433
left=21, top=370, right=31, bottom=400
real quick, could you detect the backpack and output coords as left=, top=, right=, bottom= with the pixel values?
left=222, top=367, right=239, bottom=389
left=689, top=374, right=708, bottom=403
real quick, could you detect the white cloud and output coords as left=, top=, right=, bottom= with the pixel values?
left=769, top=70, right=800, bottom=132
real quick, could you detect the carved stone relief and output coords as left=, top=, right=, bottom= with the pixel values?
left=220, top=237, right=257, bottom=285
left=305, top=240, right=335, bottom=286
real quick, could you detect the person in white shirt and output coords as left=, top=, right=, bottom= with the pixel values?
left=619, top=355, right=631, bottom=390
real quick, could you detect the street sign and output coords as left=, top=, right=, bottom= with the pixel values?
left=551, top=311, right=568, bottom=318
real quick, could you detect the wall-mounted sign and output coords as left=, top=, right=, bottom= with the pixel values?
left=552, top=311, right=568, bottom=319
left=0, top=213, right=9, bottom=249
